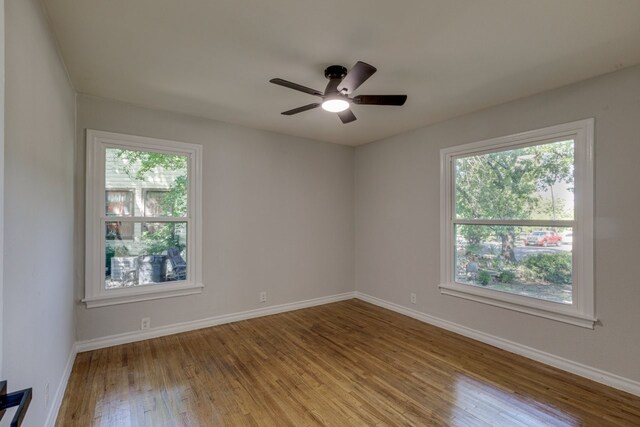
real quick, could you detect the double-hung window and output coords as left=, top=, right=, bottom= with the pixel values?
left=84, top=130, right=203, bottom=308
left=440, top=119, right=595, bottom=327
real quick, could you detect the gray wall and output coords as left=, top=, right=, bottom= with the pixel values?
left=355, top=64, right=640, bottom=382
left=75, top=95, right=355, bottom=341
left=4, top=0, right=76, bottom=425
left=0, top=0, right=5, bottom=379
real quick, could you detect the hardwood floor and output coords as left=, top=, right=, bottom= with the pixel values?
left=57, top=299, right=640, bottom=426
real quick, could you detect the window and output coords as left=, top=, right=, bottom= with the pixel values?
left=105, top=190, right=134, bottom=239
left=440, top=119, right=595, bottom=327
left=84, top=130, right=202, bottom=308
left=143, top=190, right=171, bottom=234
left=144, top=190, right=171, bottom=217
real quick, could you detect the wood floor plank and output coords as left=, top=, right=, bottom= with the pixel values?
left=57, top=300, right=640, bottom=426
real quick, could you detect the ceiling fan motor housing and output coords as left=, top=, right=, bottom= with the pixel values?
left=324, top=65, right=348, bottom=95
left=324, top=65, right=348, bottom=80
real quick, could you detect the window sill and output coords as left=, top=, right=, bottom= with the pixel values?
left=438, top=282, right=596, bottom=329
left=83, top=283, right=204, bottom=308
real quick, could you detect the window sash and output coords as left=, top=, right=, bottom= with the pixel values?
left=102, top=219, right=190, bottom=286
left=103, top=145, right=191, bottom=217
left=450, top=224, right=576, bottom=307
left=452, top=138, right=576, bottom=222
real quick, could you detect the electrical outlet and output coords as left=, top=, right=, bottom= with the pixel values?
left=44, top=383, right=50, bottom=408
left=260, top=291, right=267, bottom=303
left=141, top=317, right=151, bottom=330
left=410, top=293, right=417, bottom=304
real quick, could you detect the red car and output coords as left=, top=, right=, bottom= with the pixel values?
left=524, top=230, right=562, bottom=247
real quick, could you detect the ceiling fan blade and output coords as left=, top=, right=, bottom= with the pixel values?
left=281, top=103, right=321, bottom=115
left=269, top=78, right=323, bottom=97
left=337, top=61, right=377, bottom=94
left=337, top=109, right=357, bottom=124
left=352, top=95, right=407, bottom=106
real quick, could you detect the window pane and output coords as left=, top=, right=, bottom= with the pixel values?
left=105, top=221, right=134, bottom=241
left=455, top=224, right=573, bottom=304
left=144, top=190, right=171, bottom=217
left=455, top=140, right=574, bottom=220
left=105, top=221, right=188, bottom=289
left=105, top=148, right=188, bottom=217
left=105, top=190, right=134, bottom=217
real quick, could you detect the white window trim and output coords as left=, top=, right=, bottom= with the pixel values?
left=439, top=119, right=595, bottom=328
left=84, top=130, right=203, bottom=308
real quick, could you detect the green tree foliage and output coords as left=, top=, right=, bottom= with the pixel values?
left=115, top=149, right=188, bottom=253
left=118, top=150, right=187, bottom=181
left=143, top=223, right=186, bottom=254
left=524, top=253, right=572, bottom=284
left=532, top=142, right=574, bottom=220
left=115, top=149, right=188, bottom=215
left=455, top=141, right=573, bottom=262
left=457, top=224, right=490, bottom=245
left=497, top=270, right=516, bottom=283
left=478, top=270, right=491, bottom=286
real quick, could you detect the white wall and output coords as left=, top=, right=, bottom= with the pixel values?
left=3, top=0, right=76, bottom=425
left=355, top=64, right=640, bottom=383
left=75, top=95, right=354, bottom=341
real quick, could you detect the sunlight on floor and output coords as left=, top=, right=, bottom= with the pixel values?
left=452, top=374, right=579, bottom=426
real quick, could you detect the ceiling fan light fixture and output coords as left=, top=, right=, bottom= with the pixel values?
left=321, top=98, right=350, bottom=113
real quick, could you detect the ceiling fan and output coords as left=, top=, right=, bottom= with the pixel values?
left=269, top=61, right=407, bottom=124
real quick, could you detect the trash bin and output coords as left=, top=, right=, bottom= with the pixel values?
left=138, top=255, right=165, bottom=284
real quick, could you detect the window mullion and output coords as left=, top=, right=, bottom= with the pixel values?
left=452, top=219, right=575, bottom=227
left=101, top=216, right=190, bottom=222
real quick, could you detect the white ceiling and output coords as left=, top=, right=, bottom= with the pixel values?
left=43, top=0, right=640, bottom=146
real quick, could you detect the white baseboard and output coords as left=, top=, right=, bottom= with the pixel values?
left=72, top=290, right=639, bottom=400
left=76, top=292, right=356, bottom=352
left=355, top=291, right=640, bottom=397
left=45, top=343, right=77, bottom=427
